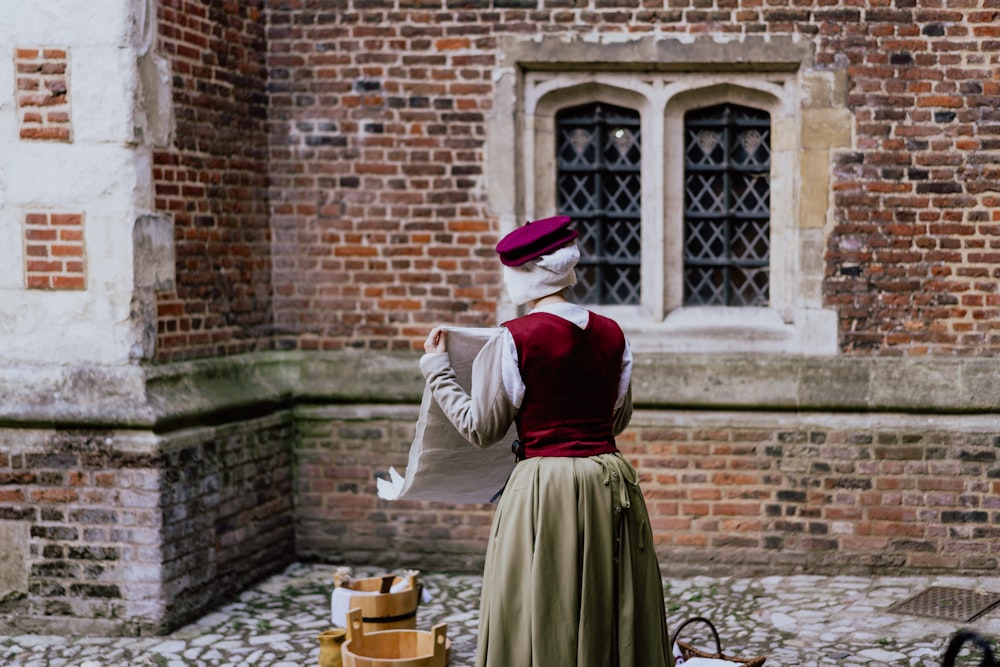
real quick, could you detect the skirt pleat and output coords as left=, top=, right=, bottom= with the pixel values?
left=476, top=453, right=672, bottom=667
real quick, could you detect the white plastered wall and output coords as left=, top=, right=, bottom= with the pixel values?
left=0, top=0, right=164, bottom=366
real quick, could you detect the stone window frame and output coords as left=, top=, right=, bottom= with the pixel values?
left=488, top=35, right=847, bottom=355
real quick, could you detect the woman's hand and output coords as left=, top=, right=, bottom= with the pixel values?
left=424, top=326, right=447, bottom=354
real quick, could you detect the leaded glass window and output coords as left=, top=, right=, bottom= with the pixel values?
left=555, top=103, right=641, bottom=305
left=684, top=104, right=771, bottom=306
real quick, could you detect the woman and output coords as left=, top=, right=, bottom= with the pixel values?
left=420, top=215, right=672, bottom=667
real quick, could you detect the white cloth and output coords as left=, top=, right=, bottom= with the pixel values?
left=330, top=586, right=382, bottom=628
left=376, top=327, right=517, bottom=503
left=674, top=642, right=747, bottom=666
left=502, top=244, right=579, bottom=306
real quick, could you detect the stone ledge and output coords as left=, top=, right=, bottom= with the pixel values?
left=633, top=354, right=1000, bottom=413
left=501, top=33, right=815, bottom=72
left=0, top=350, right=996, bottom=430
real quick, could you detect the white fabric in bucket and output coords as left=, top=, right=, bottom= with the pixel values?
left=330, top=579, right=411, bottom=628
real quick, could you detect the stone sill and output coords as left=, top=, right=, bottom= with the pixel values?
left=614, top=306, right=838, bottom=356
left=0, top=350, right=997, bottom=430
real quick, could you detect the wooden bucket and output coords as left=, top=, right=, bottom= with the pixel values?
left=333, top=572, right=421, bottom=632
left=342, top=608, right=450, bottom=667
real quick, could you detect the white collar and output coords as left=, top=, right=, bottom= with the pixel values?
left=529, top=301, right=589, bottom=329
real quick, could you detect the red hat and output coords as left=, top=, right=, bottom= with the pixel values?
left=495, top=215, right=578, bottom=267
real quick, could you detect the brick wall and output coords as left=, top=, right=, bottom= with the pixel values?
left=152, top=0, right=273, bottom=361
left=824, top=6, right=1000, bottom=354
left=0, top=417, right=295, bottom=635
left=159, top=416, right=296, bottom=631
left=23, top=212, right=86, bottom=290
left=0, top=430, right=163, bottom=634
left=629, top=418, right=1000, bottom=572
left=296, top=406, right=1000, bottom=575
left=266, top=3, right=500, bottom=353
left=262, top=2, right=1000, bottom=356
left=15, top=47, right=72, bottom=142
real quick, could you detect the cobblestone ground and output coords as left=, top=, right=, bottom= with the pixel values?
left=2, top=563, right=999, bottom=666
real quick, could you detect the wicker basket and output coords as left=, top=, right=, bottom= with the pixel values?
left=672, top=616, right=766, bottom=667
left=341, top=608, right=450, bottom=667
left=942, top=629, right=997, bottom=667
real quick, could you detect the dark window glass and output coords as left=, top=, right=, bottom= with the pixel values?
left=684, top=103, right=771, bottom=306
left=556, top=103, right=641, bottom=305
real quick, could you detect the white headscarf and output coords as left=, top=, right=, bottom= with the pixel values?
left=502, top=243, right=580, bottom=306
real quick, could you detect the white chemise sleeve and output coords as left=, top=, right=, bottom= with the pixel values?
left=616, top=338, right=633, bottom=410
left=501, top=328, right=524, bottom=409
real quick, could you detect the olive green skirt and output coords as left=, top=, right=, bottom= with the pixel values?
left=476, top=453, right=672, bottom=667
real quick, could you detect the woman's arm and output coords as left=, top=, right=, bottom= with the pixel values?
left=419, top=329, right=518, bottom=448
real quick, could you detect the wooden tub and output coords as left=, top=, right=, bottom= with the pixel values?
left=332, top=571, right=421, bottom=633
left=341, top=608, right=450, bottom=667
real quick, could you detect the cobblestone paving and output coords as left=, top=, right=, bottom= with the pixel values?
left=2, top=563, right=999, bottom=666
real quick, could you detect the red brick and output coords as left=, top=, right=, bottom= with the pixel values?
left=50, top=214, right=82, bottom=226
left=50, top=244, right=83, bottom=258
left=31, top=488, right=79, bottom=503
left=51, top=275, right=85, bottom=290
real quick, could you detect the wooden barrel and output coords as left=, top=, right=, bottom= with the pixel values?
left=341, top=608, right=450, bottom=667
left=333, top=572, right=421, bottom=633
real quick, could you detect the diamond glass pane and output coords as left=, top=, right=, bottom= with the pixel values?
left=685, top=219, right=726, bottom=260
left=558, top=127, right=597, bottom=167
left=608, top=266, right=641, bottom=304
left=686, top=128, right=726, bottom=167
left=607, top=173, right=642, bottom=214
left=556, top=102, right=641, bottom=305
left=731, top=220, right=770, bottom=261
left=683, top=103, right=771, bottom=307
left=684, top=266, right=726, bottom=305
left=732, top=174, right=770, bottom=216
left=686, top=173, right=726, bottom=215
left=557, top=173, right=599, bottom=215
left=573, top=265, right=600, bottom=303
left=731, top=127, right=771, bottom=168
left=731, top=267, right=770, bottom=306
left=575, top=219, right=602, bottom=257
left=605, top=126, right=641, bottom=166
left=604, top=220, right=642, bottom=261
